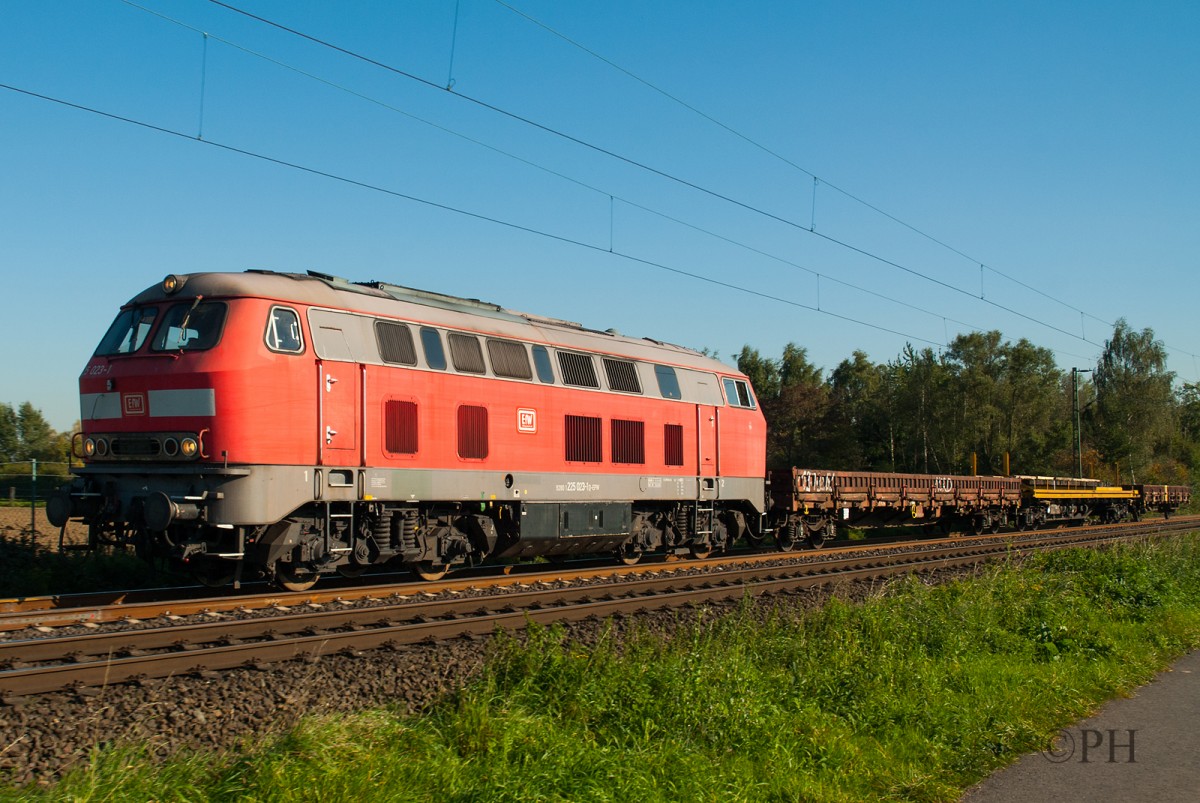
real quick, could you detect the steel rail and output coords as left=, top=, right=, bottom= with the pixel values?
left=0, top=524, right=1185, bottom=697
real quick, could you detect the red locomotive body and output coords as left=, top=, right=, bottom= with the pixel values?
left=50, top=271, right=768, bottom=588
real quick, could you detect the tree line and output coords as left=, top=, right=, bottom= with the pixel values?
left=0, top=402, right=75, bottom=480
left=738, top=319, right=1197, bottom=486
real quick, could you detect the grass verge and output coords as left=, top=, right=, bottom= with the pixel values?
left=8, top=534, right=1200, bottom=801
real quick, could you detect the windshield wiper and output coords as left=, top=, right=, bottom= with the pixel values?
left=176, top=295, right=205, bottom=350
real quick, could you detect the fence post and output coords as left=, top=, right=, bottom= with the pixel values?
left=31, top=458, right=37, bottom=538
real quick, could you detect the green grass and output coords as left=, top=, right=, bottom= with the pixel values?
left=8, top=534, right=1200, bottom=801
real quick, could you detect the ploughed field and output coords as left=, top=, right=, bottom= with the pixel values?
left=0, top=506, right=88, bottom=548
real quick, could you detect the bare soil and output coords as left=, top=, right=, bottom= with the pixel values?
left=0, top=506, right=89, bottom=549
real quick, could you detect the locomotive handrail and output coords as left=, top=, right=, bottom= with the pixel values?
left=73, top=464, right=252, bottom=476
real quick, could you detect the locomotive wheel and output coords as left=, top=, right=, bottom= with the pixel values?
left=276, top=564, right=319, bottom=592
left=190, top=558, right=237, bottom=589
left=338, top=538, right=374, bottom=577
left=689, top=544, right=713, bottom=560
left=615, top=544, right=642, bottom=565
left=415, top=561, right=449, bottom=582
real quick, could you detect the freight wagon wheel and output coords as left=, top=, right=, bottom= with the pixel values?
left=802, top=518, right=831, bottom=549
left=415, top=561, right=449, bottom=582
left=276, top=564, right=319, bottom=592
left=776, top=524, right=799, bottom=552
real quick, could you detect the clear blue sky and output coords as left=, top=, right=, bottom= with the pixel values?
left=3, top=0, right=1198, bottom=431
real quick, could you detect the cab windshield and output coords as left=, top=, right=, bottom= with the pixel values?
left=94, top=306, right=158, bottom=356
left=151, top=301, right=227, bottom=352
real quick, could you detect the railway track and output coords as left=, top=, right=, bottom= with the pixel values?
left=2, top=518, right=1194, bottom=632
left=1, top=518, right=1193, bottom=699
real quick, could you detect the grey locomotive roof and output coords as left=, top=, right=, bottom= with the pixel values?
left=127, top=270, right=742, bottom=376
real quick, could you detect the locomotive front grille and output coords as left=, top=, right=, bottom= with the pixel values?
left=80, top=431, right=202, bottom=462
left=110, top=436, right=162, bottom=457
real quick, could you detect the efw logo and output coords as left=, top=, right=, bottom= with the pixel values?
left=123, top=393, right=146, bottom=416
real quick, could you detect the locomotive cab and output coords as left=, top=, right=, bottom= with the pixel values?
left=48, top=274, right=316, bottom=586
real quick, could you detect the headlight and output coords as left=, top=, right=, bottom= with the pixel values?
left=162, top=437, right=179, bottom=457
left=162, top=274, right=186, bottom=294
left=180, top=437, right=199, bottom=458
left=83, top=438, right=96, bottom=457
left=94, top=438, right=109, bottom=457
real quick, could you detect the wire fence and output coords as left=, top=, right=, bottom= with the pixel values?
left=0, top=463, right=74, bottom=505
left=0, top=464, right=78, bottom=548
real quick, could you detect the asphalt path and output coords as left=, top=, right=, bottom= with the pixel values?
left=964, top=649, right=1200, bottom=801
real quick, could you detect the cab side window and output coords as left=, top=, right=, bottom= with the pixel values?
left=266, top=307, right=304, bottom=353
left=722, top=377, right=756, bottom=409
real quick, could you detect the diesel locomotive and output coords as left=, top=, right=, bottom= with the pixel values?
left=47, top=270, right=1191, bottom=589
left=48, top=270, right=768, bottom=589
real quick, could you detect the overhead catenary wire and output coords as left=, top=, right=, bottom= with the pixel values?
left=491, top=0, right=1199, bottom=366
left=0, top=81, right=946, bottom=350
left=196, top=32, right=208, bottom=140
left=13, top=3, right=1175, bottom=371
left=116, top=1, right=1008, bottom=347
left=445, top=0, right=461, bottom=91
left=199, top=0, right=1193, bottom=365
left=489, top=2, right=1149, bottom=336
